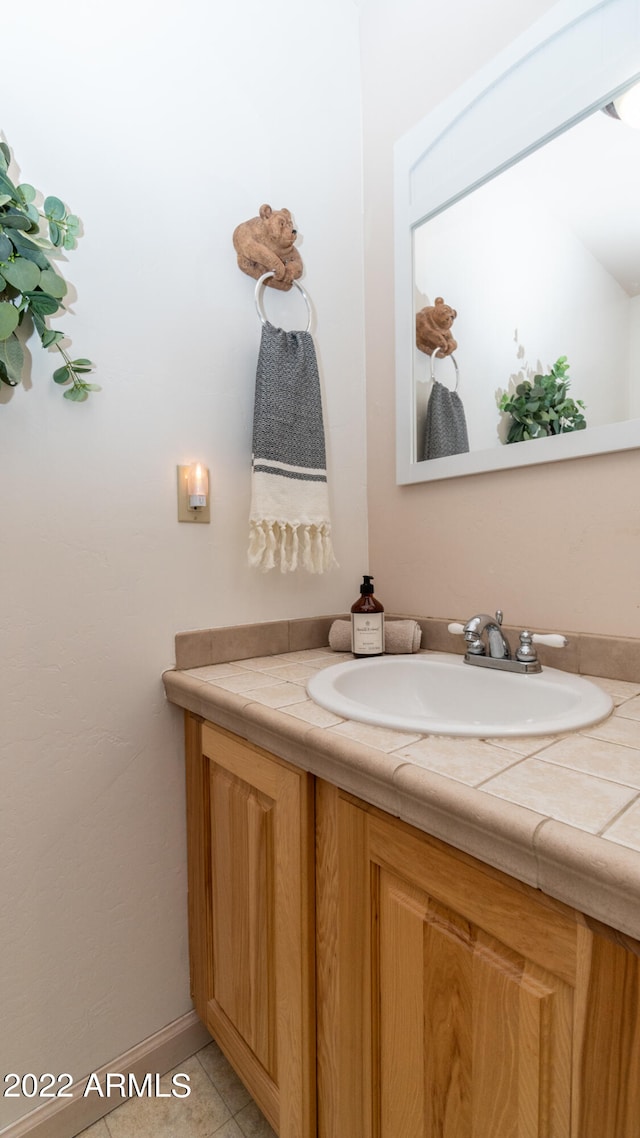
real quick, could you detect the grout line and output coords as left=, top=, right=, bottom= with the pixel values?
left=535, top=750, right=640, bottom=793
left=596, top=789, right=640, bottom=837
left=474, top=755, right=527, bottom=789
left=579, top=725, right=640, bottom=751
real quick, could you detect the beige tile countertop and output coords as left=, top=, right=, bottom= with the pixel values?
left=163, top=644, right=640, bottom=941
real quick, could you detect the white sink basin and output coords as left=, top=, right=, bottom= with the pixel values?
left=306, top=652, right=613, bottom=738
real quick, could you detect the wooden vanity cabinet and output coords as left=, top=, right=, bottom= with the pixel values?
left=184, top=716, right=316, bottom=1138
left=184, top=714, right=640, bottom=1138
left=315, top=780, right=640, bottom=1138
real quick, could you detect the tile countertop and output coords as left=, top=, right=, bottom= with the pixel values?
left=162, top=647, right=640, bottom=942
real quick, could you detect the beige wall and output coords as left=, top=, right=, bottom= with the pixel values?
left=360, top=0, right=640, bottom=639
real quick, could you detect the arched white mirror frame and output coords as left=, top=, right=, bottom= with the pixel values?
left=394, top=0, right=640, bottom=484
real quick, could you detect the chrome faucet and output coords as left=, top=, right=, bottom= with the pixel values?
left=448, top=610, right=568, bottom=674
left=463, top=610, right=511, bottom=660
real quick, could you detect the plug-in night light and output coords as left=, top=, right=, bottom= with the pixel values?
left=187, top=462, right=209, bottom=509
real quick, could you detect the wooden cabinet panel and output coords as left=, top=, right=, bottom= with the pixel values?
left=316, top=782, right=583, bottom=1138
left=576, top=927, right=640, bottom=1138
left=377, top=868, right=572, bottom=1137
left=185, top=717, right=315, bottom=1138
left=210, top=763, right=276, bottom=1077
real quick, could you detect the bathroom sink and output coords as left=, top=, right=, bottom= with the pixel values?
left=306, top=652, right=613, bottom=738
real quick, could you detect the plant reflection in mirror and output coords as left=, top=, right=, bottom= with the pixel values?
left=0, top=140, right=97, bottom=401
left=498, top=356, right=586, bottom=443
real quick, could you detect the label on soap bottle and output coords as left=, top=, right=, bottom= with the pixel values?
left=351, top=613, right=385, bottom=656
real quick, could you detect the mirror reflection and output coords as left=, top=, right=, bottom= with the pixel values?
left=413, top=97, right=640, bottom=463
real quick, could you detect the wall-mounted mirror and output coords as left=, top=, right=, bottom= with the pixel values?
left=394, top=0, right=640, bottom=484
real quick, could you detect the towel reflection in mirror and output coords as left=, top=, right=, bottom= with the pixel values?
left=416, top=300, right=470, bottom=460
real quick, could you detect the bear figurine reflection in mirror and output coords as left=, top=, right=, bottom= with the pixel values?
left=416, top=297, right=458, bottom=357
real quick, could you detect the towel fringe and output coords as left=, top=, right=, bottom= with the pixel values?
left=248, top=520, right=337, bottom=574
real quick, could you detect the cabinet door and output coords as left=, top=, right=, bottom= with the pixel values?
left=316, top=781, right=577, bottom=1138
left=185, top=716, right=315, bottom=1138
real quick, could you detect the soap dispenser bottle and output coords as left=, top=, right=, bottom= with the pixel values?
left=351, top=575, right=385, bottom=658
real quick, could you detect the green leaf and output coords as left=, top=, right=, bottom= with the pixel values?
left=44, top=195, right=65, bottom=221
left=0, top=170, right=18, bottom=200
left=25, top=203, right=40, bottom=225
left=0, top=142, right=10, bottom=171
left=17, top=183, right=36, bottom=204
left=71, top=357, right=92, bottom=367
left=1, top=212, right=32, bottom=230
left=9, top=230, right=51, bottom=268
left=0, top=194, right=12, bottom=207
left=23, top=289, right=60, bottom=316
left=48, top=220, right=62, bottom=246
left=62, top=232, right=76, bottom=251
left=53, top=363, right=71, bottom=384
left=41, top=328, right=64, bottom=347
left=63, top=386, right=88, bottom=401
left=0, top=330, right=24, bottom=383
left=2, top=258, right=41, bottom=292
left=0, top=360, right=18, bottom=386
left=43, top=196, right=65, bottom=220
left=0, top=301, right=19, bottom=340
left=31, top=311, right=46, bottom=339
left=0, top=233, right=12, bottom=260
left=82, top=382, right=101, bottom=391
left=65, top=214, right=80, bottom=231
left=38, top=268, right=67, bottom=298
left=27, top=235, right=55, bottom=251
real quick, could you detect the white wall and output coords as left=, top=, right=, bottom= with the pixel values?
left=0, top=0, right=367, bottom=1126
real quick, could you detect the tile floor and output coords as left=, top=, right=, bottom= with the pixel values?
left=76, top=1042, right=275, bottom=1138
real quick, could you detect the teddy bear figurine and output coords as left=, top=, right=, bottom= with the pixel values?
left=232, top=204, right=303, bottom=291
left=416, top=297, right=458, bottom=357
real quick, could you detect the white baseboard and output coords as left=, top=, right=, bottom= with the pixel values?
left=0, top=1011, right=212, bottom=1138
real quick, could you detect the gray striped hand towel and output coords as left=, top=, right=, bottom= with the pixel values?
left=249, top=321, right=337, bottom=573
left=422, top=380, right=470, bottom=460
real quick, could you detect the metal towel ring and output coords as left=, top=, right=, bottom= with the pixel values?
left=430, top=349, right=459, bottom=393
left=254, top=271, right=312, bottom=332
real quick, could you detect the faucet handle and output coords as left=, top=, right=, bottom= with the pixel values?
left=531, top=632, right=568, bottom=648
left=515, top=631, right=536, bottom=663
left=515, top=629, right=568, bottom=664
left=447, top=622, right=465, bottom=636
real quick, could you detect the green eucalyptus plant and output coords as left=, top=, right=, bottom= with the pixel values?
left=498, top=356, right=586, bottom=444
left=0, top=140, right=97, bottom=401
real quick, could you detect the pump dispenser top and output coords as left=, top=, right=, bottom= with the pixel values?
left=350, top=575, right=384, bottom=657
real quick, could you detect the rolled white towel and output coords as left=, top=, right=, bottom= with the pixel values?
left=328, top=619, right=422, bottom=654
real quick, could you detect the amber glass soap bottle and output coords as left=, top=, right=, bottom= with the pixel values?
left=350, top=575, right=385, bottom=658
